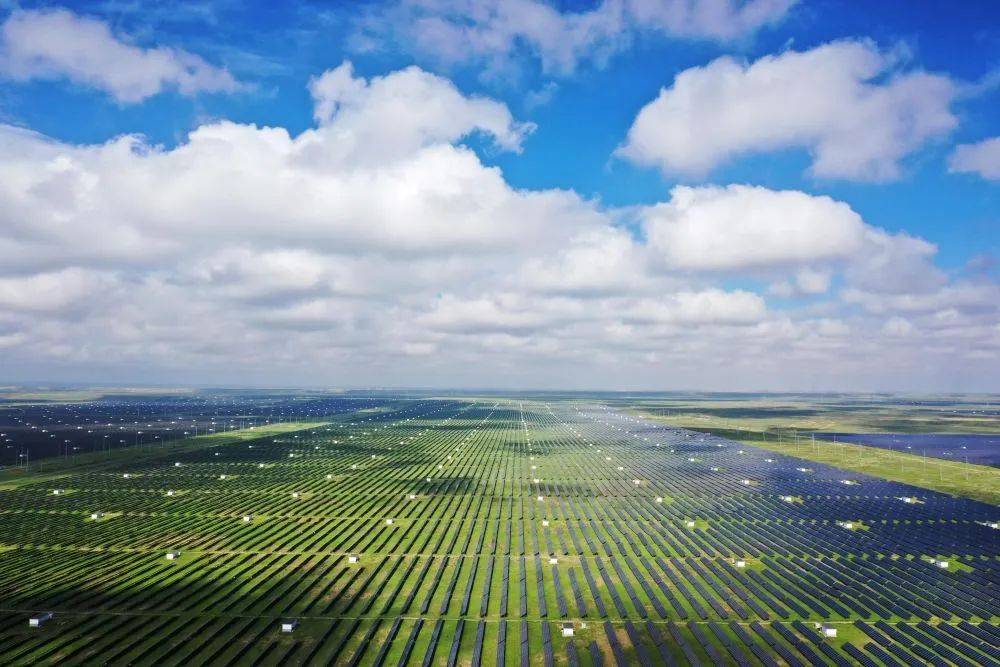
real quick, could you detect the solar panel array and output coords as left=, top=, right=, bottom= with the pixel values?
left=0, top=398, right=997, bottom=664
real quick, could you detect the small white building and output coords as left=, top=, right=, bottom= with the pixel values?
left=932, top=559, right=949, bottom=569
left=174, top=462, right=182, bottom=467
left=292, top=492, right=300, bottom=499
left=166, top=490, right=175, bottom=497
left=686, top=520, right=696, bottom=528
left=219, top=474, right=227, bottom=480
left=408, top=494, right=417, bottom=500
left=166, top=551, right=180, bottom=560
left=348, top=554, right=359, bottom=564
left=741, top=479, right=752, bottom=486
left=821, top=625, right=838, bottom=638
left=839, top=521, right=854, bottom=530
left=735, top=560, right=747, bottom=568
left=52, top=489, right=63, bottom=496
left=90, top=512, right=104, bottom=520
left=898, top=496, right=919, bottom=504
left=326, top=474, right=333, bottom=480
left=122, top=473, right=131, bottom=479
left=29, top=612, right=53, bottom=627
left=385, top=518, right=394, bottom=525
left=655, top=497, right=664, bottom=504
left=537, top=495, right=544, bottom=502
left=542, top=519, right=549, bottom=527
left=561, top=623, right=574, bottom=638
left=243, top=515, right=253, bottom=522
left=548, top=557, right=558, bottom=565
left=780, top=495, right=795, bottom=503
left=280, top=620, right=299, bottom=633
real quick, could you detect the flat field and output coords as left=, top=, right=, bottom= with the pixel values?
left=626, top=393, right=1000, bottom=506
left=619, top=393, right=1000, bottom=435
left=0, top=397, right=997, bottom=665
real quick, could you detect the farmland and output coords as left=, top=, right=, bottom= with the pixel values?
left=0, top=395, right=998, bottom=665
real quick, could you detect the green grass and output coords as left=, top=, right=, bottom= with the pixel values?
left=739, top=433, right=999, bottom=506
left=0, top=387, right=196, bottom=404
left=630, top=402, right=1000, bottom=505
left=0, top=420, right=328, bottom=489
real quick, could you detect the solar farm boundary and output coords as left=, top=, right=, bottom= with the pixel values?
left=0, top=420, right=334, bottom=490
left=0, top=397, right=996, bottom=665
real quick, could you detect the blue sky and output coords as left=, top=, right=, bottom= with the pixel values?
left=0, top=0, right=997, bottom=391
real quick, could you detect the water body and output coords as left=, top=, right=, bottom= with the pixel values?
left=816, top=432, right=1000, bottom=468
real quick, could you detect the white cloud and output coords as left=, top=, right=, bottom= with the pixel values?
left=418, top=293, right=567, bottom=334
left=618, top=40, right=957, bottom=180
left=359, top=0, right=797, bottom=76
left=794, top=268, right=831, bottom=295
left=626, top=0, right=797, bottom=40
left=882, top=316, right=914, bottom=337
left=0, top=61, right=994, bottom=390
left=0, top=268, right=114, bottom=315
left=642, top=184, right=866, bottom=271
left=844, top=228, right=943, bottom=295
left=624, top=289, right=767, bottom=324
left=308, top=61, right=534, bottom=161
left=516, top=227, right=651, bottom=295
left=843, top=282, right=999, bottom=316
left=948, top=137, right=1000, bottom=181
left=0, top=8, right=238, bottom=102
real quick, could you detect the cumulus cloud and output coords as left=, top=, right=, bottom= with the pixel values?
left=844, top=228, right=944, bottom=295
left=308, top=61, right=534, bottom=159
left=623, top=289, right=767, bottom=324
left=948, top=137, right=1000, bottom=181
left=843, top=282, right=1000, bottom=316
left=0, top=268, right=115, bottom=316
left=0, top=65, right=574, bottom=264
left=0, top=61, right=994, bottom=390
left=516, top=227, right=651, bottom=296
left=794, top=268, right=832, bottom=295
left=642, top=185, right=866, bottom=271
left=357, top=0, right=797, bottom=76
left=882, top=316, right=914, bottom=337
left=618, top=40, right=957, bottom=180
left=418, top=293, right=568, bottom=334
left=0, top=8, right=238, bottom=102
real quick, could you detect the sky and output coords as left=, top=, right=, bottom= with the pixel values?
left=0, top=0, right=997, bottom=392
